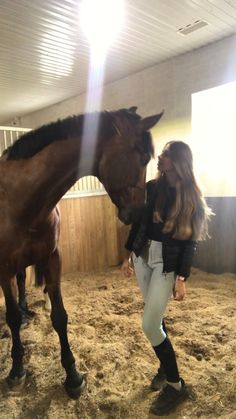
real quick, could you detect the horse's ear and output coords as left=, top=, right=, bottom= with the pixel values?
left=128, top=106, right=138, bottom=114
left=139, top=111, right=164, bottom=131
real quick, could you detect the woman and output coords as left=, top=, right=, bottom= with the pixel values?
left=121, top=141, right=212, bottom=416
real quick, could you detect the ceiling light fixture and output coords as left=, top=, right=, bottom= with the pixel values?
left=177, top=20, right=209, bottom=36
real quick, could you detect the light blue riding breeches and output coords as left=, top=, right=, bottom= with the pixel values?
left=132, top=240, right=175, bottom=347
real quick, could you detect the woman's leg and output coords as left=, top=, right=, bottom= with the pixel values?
left=143, top=245, right=187, bottom=414
left=141, top=269, right=174, bottom=347
left=132, top=253, right=152, bottom=302
left=133, top=242, right=181, bottom=381
left=133, top=244, right=174, bottom=389
left=135, top=241, right=181, bottom=383
left=142, top=267, right=182, bottom=383
left=133, top=251, right=165, bottom=387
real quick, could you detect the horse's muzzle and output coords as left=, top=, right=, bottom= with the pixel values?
left=118, top=206, right=144, bottom=225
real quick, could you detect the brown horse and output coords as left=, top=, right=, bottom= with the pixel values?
left=0, top=107, right=163, bottom=398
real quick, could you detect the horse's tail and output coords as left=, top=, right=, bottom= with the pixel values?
left=34, top=264, right=44, bottom=287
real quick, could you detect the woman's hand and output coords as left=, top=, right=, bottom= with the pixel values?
left=121, top=258, right=134, bottom=278
left=173, top=277, right=186, bottom=301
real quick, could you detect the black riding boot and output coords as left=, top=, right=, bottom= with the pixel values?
left=150, top=337, right=187, bottom=415
left=150, top=320, right=168, bottom=390
left=153, top=337, right=180, bottom=383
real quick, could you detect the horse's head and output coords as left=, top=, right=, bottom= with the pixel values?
left=97, top=107, right=163, bottom=224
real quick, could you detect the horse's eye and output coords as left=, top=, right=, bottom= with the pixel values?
left=134, top=144, right=150, bottom=166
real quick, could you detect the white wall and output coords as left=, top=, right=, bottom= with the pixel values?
left=19, top=33, right=236, bottom=189
left=20, top=34, right=236, bottom=126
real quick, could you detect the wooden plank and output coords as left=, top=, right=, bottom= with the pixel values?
left=58, top=195, right=122, bottom=273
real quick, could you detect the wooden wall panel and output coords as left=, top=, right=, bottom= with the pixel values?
left=58, top=195, right=120, bottom=273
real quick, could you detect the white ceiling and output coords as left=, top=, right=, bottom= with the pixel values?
left=1, top=0, right=236, bottom=124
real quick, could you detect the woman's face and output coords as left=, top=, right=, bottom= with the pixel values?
left=157, top=145, right=174, bottom=173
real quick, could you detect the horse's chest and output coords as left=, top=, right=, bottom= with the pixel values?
left=0, top=227, right=56, bottom=272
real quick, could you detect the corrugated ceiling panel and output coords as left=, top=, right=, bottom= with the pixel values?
left=0, top=0, right=236, bottom=123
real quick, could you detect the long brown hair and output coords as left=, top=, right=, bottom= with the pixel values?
left=154, top=141, right=212, bottom=240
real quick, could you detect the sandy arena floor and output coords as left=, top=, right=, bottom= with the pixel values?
left=1, top=267, right=236, bottom=419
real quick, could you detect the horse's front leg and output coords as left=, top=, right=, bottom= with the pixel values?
left=16, top=270, right=36, bottom=321
left=16, top=270, right=27, bottom=312
left=43, top=248, right=85, bottom=399
left=2, top=278, right=26, bottom=388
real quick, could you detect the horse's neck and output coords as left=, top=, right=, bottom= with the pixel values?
left=46, top=137, right=98, bottom=194
left=20, top=136, right=99, bottom=220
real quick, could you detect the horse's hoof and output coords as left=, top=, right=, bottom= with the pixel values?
left=6, top=371, right=26, bottom=390
left=64, top=376, right=86, bottom=399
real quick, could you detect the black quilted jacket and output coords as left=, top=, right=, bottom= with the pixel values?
left=125, top=180, right=197, bottom=279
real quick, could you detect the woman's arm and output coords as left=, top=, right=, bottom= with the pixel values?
left=173, top=241, right=197, bottom=301
left=176, top=240, right=197, bottom=279
left=121, top=249, right=134, bottom=277
left=124, top=221, right=140, bottom=252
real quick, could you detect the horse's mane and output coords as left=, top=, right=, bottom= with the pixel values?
left=5, top=108, right=154, bottom=160
left=6, top=114, right=87, bottom=160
